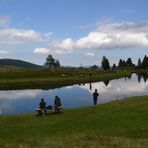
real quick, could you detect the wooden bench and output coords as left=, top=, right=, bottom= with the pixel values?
left=54, top=106, right=63, bottom=113
left=35, top=106, right=63, bottom=115
left=35, top=107, right=53, bottom=115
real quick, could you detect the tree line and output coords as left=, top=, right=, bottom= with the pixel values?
left=101, top=55, right=148, bottom=70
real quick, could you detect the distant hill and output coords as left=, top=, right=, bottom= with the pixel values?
left=0, top=59, right=43, bottom=68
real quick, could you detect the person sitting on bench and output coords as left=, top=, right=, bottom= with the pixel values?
left=39, top=98, right=46, bottom=114
left=54, top=96, right=62, bottom=113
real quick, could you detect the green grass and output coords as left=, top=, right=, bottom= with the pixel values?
left=0, top=67, right=134, bottom=89
left=0, top=95, right=148, bottom=147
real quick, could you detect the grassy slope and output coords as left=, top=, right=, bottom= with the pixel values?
left=0, top=96, right=148, bottom=148
left=0, top=68, right=133, bottom=89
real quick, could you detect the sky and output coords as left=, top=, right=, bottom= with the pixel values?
left=0, top=0, right=148, bottom=66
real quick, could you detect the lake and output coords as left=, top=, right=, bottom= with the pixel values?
left=0, top=73, right=148, bottom=115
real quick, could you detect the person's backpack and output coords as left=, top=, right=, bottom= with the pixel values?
left=47, top=105, right=53, bottom=109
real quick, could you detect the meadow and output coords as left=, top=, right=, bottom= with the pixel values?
left=0, top=67, right=135, bottom=89
left=0, top=95, right=148, bottom=148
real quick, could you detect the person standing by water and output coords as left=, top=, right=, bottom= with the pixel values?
left=93, top=89, right=99, bottom=107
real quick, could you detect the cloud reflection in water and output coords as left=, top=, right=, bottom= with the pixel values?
left=81, top=74, right=148, bottom=103
left=0, top=74, right=148, bottom=115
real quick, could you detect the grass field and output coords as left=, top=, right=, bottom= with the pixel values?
left=0, top=95, right=148, bottom=148
left=0, top=67, right=135, bottom=89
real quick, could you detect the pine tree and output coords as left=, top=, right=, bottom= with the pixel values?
left=142, top=55, right=148, bottom=68
left=126, top=58, right=133, bottom=67
left=112, top=63, right=116, bottom=70
left=118, top=59, right=123, bottom=67
left=44, top=55, right=60, bottom=68
left=138, top=58, right=142, bottom=68
left=101, top=56, right=110, bottom=70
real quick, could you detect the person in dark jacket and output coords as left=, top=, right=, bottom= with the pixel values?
left=54, top=96, right=62, bottom=113
left=93, top=89, right=99, bottom=107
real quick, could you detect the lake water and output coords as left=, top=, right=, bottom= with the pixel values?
left=0, top=73, right=148, bottom=115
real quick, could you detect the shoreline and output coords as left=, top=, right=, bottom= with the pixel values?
left=0, top=95, right=148, bottom=147
left=1, top=94, right=148, bottom=116
left=0, top=69, right=134, bottom=90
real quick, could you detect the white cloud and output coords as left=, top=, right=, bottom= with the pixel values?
left=55, top=38, right=75, bottom=50
left=0, top=28, right=52, bottom=44
left=77, top=21, right=148, bottom=49
left=0, top=50, right=8, bottom=54
left=0, top=15, right=53, bottom=54
left=34, top=38, right=74, bottom=55
left=47, top=20, right=148, bottom=54
left=0, top=90, right=42, bottom=100
left=85, top=52, right=95, bottom=57
left=76, top=32, right=112, bottom=49
left=34, top=20, right=148, bottom=55
left=34, top=48, right=50, bottom=54
left=33, top=46, right=73, bottom=55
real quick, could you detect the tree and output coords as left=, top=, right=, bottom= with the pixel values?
left=118, top=59, right=126, bottom=67
left=138, top=58, right=142, bottom=68
left=118, top=59, right=123, bottom=67
left=112, top=63, right=116, bottom=70
left=101, top=56, right=110, bottom=70
left=44, top=55, right=60, bottom=68
left=55, top=60, right=60, bottom=68
left=118, top=58, right=134, bottom=67
left=126, top=58, right=133, bottom=67
left=122, top=60, right=126, bottom=67
left=142, top=55, right=148, bottom=68
left=90, top=65, right=98, bottom=69
left=93, top=64, right=98, bottom=69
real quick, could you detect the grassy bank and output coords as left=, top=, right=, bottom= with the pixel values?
left=0, top=68, right=134, bottom=89
left=0, top=95, right=148, bottom=147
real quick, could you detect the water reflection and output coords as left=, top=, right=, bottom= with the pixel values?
left=127, top=73, right=132, bottom=79
left=89, top=83, right=92, bottom=90
left=136, top=73, right=148, bottom=83
left=143, top=75, right=147, bottom=83
left=103, top=80, right=110, bottom=87
left=0, top=73, right=148, bottom=115
left=138, top=74, right=141, bottom=83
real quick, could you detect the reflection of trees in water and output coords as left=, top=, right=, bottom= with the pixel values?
left=143, top=75, right=147, bottom=83
left=79, top=73, right=147, bottom=91
left=89, top=83, right=92, bottom=90
left=79, top=83, right=85, bottom=86
left=127, top=74, right=132, bottom=79
left=138, top=74, right=141, bottom=83
left=103, top=80, right=110, bottom=87
left=137, top=73, right=148, bottom=83
left=88, top=81, right=110, bottom=90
